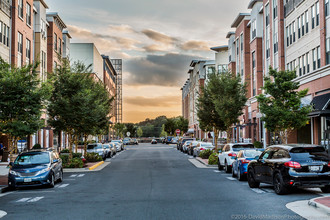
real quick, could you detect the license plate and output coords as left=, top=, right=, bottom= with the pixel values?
left=24, top=178, right=32, bottom=182
left=309, top=166, right=322, bottom=172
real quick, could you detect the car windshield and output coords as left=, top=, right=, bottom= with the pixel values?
left=201, top=143, right=213, bottom=147
left=15, top=153, right=50, bottom=165
left=290, top=147, right=330, bottom=160
left=244, top=150, right=262, bottom=158
left=185, top=141, right=192, bottom=145
left=104, top=145, right=110, bottom=149
left=87, top=144, right=96, bottom=149
left=232, top=144, right=254, bottom=151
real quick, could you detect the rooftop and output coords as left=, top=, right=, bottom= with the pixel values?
left=231, top=13, right=250, bottom=28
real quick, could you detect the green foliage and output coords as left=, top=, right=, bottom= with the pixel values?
left=60, top=149, right=70, bottom=153
left=72, top=153, right=82, bottom=158
left=114, top=123, right=126, bottom=138
left=175, top=116, right=188, bottom=134
left=208, top=152, right=219, bottom=165
left=60, top=154, right=69, bottom=165
left=137, top=127, right=143, bottom=137
left=199, top=149, right=214, bottom=159
left=124, top=123, right=137, bottom=137
left=256, top=68, right=312, bottom=143
left=253, top=141, right=263, bottom=148
left=0, top=58, right=49, bottom=153
left=85, top=153, right=103, bottom=162
left=32, top=144, right=42, bottom=149
left=63, top=157, right=84, bottom=168
left=164, top=118, right=176, bottom=135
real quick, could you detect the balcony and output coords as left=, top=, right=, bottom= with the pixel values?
left=0, top=0, right=11, bottom=17
left=284, top=0, right=304, bottom=18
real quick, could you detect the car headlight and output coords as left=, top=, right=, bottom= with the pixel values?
left=36, top=167, right=51, bottom=176
left=9, top=170, right=18, bottom=176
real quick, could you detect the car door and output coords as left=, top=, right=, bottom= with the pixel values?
left=254, top=148, right=272, bottom=182
left=51, top=152, right=60, bottom=179
left=267, top=148, right=290, bottom=182
left=219, top=145, right=229, bottom=165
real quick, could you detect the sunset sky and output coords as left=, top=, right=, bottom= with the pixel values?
left=47, top=0, right=247, bottom=123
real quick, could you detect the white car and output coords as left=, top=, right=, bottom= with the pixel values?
left=218, top=143, right=254, bottom=173
left=193, top=142, right=214, bottom=157
left=182, top=141, right=193, bottom=153
left=87, top=143, right=106, bottom=160
left=111, top=140, right=123, bottom=152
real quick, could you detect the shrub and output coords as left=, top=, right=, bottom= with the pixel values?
left=32, top=144, right=41, bottom=149
left=199, top=149, right=213, bottom=159
left=85, top=153, right=102, bottom=162
left=61, top=149, right=69, bottom=153
left=72, top=153, right=82, bottom=158
left=60, top=154, right=69, bottom=165
left=208, top=152, right=218, bottom=165
left=63, top=158, right=84, bottom=168
left=253, top=141, right=263, bottom=148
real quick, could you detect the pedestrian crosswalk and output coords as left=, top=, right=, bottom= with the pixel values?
left=16, top=197, right=44, bottom=203
left=69, top=174, right=85, bottom=178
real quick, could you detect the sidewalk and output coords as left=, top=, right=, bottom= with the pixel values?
left=195, top=157, right=217, bottom=168
left=308, top=196, right=330, bottom=216
left=0, top=162, right=9, bottom=193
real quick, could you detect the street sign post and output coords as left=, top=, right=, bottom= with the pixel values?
left=175, top=129, right=180, bottom=136
left=127, top=132, right=130, bottom=137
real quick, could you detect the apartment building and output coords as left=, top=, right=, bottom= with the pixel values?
left=181, top=78, right=190, bottom=123
left=11, top=0, right=34, bottom=67
left=46, top=12, right=66, bottom=72
left=210, top=45, right=229, bottom=75
left=0, top=0, right=11, bottom=62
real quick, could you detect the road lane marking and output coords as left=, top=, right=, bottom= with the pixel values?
left=59, top=184, right=69, bottom=188
left=213, top=170, right=221, bottom=173
left=0, top=192, right=13, bottom=197
left=70, top=174, right=77, bottom=177
left=27, top=197, right=44, bottom=202
left=77, top=174, right=84, bottom=177
left=226, top=177, right=237, bottom=181
left=0, top=210, right=7, bottom=218
left=16, top=198, right=31, bottom=202
left=251, top=188, right=266, bottom=194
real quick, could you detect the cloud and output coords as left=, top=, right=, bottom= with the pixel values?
left=107, top=24, right=137, bottom=33
left=180, top=40, right=211, bottom=51
left=125, top=95, right=180, bottom=107
left=125, top=53, right=203, bottom=87
left=141, top=29, right=178, bottom=45
left=142, top=44, right=170, bottom=52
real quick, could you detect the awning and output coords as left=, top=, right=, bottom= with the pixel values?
left=186, top=129, right=194, bottom=134
left=309, top=93, right=330, bottom=117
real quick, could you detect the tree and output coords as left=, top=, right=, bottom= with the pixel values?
left=137, top=127, right=143, bottom=138
left=164, top=118, right=176, bottom=135
left=0, top=59, right=49, bottom=157
left=175, top=116, right=189, bottom=135
left=114, top=123, right=125, bottom=138
left=256, top=68, right=311, bottom=144
left=159, top=124, right=167, bottom=137
left=124, top=123, right=137, bottom=137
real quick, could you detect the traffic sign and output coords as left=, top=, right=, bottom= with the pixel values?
left=175, top=129, right=180, bottom=135
left=127, top=132, right=131, bottom=137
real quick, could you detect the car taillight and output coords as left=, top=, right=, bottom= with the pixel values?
left=228, top=153, right=237, bottom=157
left=328, top=162, right=330, bottom=167
left=284, top=161, right=301, bottom=169
left=242, top=159, right=250, bottom=164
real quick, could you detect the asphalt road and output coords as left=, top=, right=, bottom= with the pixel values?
left=0, top=143, right=327, bottom=220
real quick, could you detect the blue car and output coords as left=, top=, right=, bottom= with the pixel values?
left=8, top=150, right=63, bottom=189
left=232, top=149, right=262, bottom=181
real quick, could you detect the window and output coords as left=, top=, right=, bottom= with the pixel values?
left=7, top=26, right=9, bottom=47
left=26, top=39, right=31, bottom=64
left=26, top=3, right=31, bottom=26
left=298, top=57, right=302, bottom=76
left=265, top=4, right=270, bottom=26
left=0, top=22, right=2, bottom=44
left=18, top=0, right=23, bottom=19
left=326, top=0, right=330, bottom=17
left=293, top=21, right=296, bottom=42
left=251, top=20, right=256, bottom=39
left=54, top=33, right=57, bottom=51
left=305, top=11, right=309, bottom=33
left=302, top=54, right=305, bottom=75
left=306, top=52, right=310, bottom=73
left=2, top=24, right=5, bottom=45
left=286, top=26, right=289, bottom=47
left=312, top=5, right=315, bottom=29
left=313, top=48, right=317, bottom=70
left=266, top=28, right=270, bottom=58
left=316, top=1, right=320, bottom=26
left=301, top=13, right=305, bottom=36
left=18, top=32, right=23, bottom=54
left=252, top=52, right=256, bottom=96
left=59, top=39, right=62, bottom=55
left=273, top=0, right=278, bottom=19
left=326, top=38, right=330, bottom=65
left=298, top=16, right=301, bottom=39
left=317, top=46, right=321, bottom=68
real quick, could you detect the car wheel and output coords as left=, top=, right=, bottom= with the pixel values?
left=232, top=166, right=236, bottom=177
left=273, top=173, right=289, bottom=195
left=225, top=161, right=230, bottom=173
left=247, top=169, right=260, bottom=188
left=218, top=161, right=223, bottom=170
left=320, top=186, right=330, bottom=193
left=49, top=174, right=55, bottom=188
left=58, top=170, right=63, bottom=183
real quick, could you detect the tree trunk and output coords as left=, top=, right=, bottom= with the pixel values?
left=68, top=132, right=73, bottom=161
left=214, top=128, right=218, bottom=149
left=83, top=134, right=88, bottom=157
left=226, top=128, right=232, bottom=144
left=74, top=135, right=79, bottom=153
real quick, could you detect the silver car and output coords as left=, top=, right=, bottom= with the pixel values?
left=193, top=142, right=214, bottom=157
left=111, top=140, right=124, bottom=152
left=87, top=143, right=106, bottom=160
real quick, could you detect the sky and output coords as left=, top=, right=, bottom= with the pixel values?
left=47, top=0, right=248, bottom=123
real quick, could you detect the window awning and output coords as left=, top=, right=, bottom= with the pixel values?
left=186, top=128, right=194, bottom=134
left=309, top=93, right=330, bottom=117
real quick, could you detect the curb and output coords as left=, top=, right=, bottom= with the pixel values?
left=195, top=157, right=217, bottom=168
left=89, top=161, right=104, bottom=171
left=308, top=196, right=330, bottom=215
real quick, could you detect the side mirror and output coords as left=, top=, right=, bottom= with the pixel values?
left=218, top=150, right=222, bottom=153
left=53, top=159, right=59, bottom=163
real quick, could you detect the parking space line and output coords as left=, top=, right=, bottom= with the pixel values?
left=226, top=177, right=237, bottom=181
left=27, top=197, right=44, bottom=202
left=16, top=198, right=31, bottom=202
left=59, top=184, right=69, bottom=188
left=77, top=174, right=85, bottom=177
left=70, top=174, right=77, bottom=178
left=213, top=170, right=221, bottom=173
left=251, top=188, right=267, bottom=194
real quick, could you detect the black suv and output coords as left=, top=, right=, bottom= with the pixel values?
left=247, top=144, right=330, bottom=195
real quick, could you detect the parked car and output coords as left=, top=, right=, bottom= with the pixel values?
left=8, top=150, right=63, bottom=189
left=187, top=141, right=200, bottom=155
left=111, top=140, right=123, bottom=150
left=171, top=137, right=178, bottom=144
left=109, top=143, right=117, bottom=156
left=87, top=143, right=106, bottom=160
left=179, top=138, right=195, bottom=151
left=247, top=144, right=330, bottom=195
left=132, top=138, right=139, bottom=145
left=182, top=141, right=193, bottom=153
left=218, top=143, right=255, bottom=173
left=165, top=136, right=173, bottom=144
left=103, top=144, right=112, bottom=158
left=232, top=149, right=262, bottom=181
left=160, top=137, right=165, bottom=144
left=123, top=138, right=131, bottom=145
left=193, top=142, right=214, bottom=157
left=151, top=139, right=157, bottom=144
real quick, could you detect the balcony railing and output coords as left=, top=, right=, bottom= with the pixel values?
left=284, top=0, right=305, bottom=18
left=0, top=0, right=11, bottom=17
